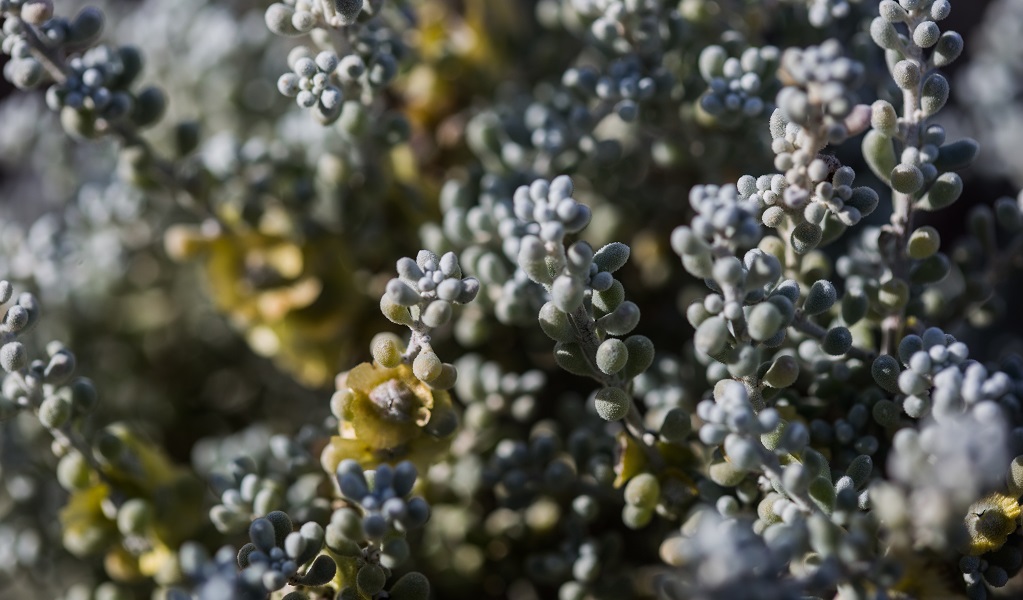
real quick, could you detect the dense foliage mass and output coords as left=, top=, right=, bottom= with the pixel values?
left=2, top=0, right=1023, bottom=598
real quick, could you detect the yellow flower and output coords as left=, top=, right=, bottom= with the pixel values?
left=59, top=425, right=204, bottom=582
left=321, top=362, right=458, bottom=474
left=165, top=222, right=369, bottom=387
left=887, top=557, right=967, bottom=599
left=963, top=492, right=1021, bottom=555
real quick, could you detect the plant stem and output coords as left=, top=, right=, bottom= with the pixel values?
left=563, top=300, right=665, bottom=469
left=19, top=20, right=204, bottom=218
left=882, top=13, right=927, bottom=356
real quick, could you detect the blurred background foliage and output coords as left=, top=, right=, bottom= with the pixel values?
left=1, top=0, right=1022, bottom=598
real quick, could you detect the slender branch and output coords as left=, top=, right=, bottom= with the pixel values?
left=881, top=13, right=927, bottom=356
left=7, top=369, right=121, bottom=497
left=555, top=295, right=665, bottom=469
left=18, top=20, right=202, bottom=217
left=568, top=304, right=604, bottom=365
left=741, top=375, right=765, bottom=413
left=44, top=421, right=118, bottom=491
left=17, top=21, right=69, bottom=83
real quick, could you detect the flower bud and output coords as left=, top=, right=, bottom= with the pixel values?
left=659, top=408, right=691, bottom=444
left=624, top=473, right=660, bottom=508
left=539, top=302, right=575, bottom=343
left=518, top=236, right=553, bottom=285
left=912, top=21, right=940, bottom=49
left=1, top=342, right=27, bottom=372
left=68, top=6, right=104, bottom=45
left=871, top=355, right=901, bottom=394
left=890, top=163, right=924, bottom=194
left=808, top=477, right=836, bottom=513
left=387, top=572, right=431, bottom=600
left=39, top=394, right=72, bottom=428
left=724, top=434, right=762, bottom=471
left=132, top=87, right=167, bottom=128
left=371, top=334, right=403, bottom=369
left=863, top=131, right=897, bottom=187
left=386, top=279, right=421, bottom=307
left=871, top=100, right=898, bottom=136
left=933, top=138, right=978, bottom=172
left=907, top=226, right=940, bottom=260
left=933, top=31, right=963, bottom=67
left=763, top=355, right=799, bottom=388
left=846, top=455, right=873, bottom=488
left=695, top=316, right=730, bottom=354
left=357, top=563, right=386, bottom=596
left=821, top=326, right=853, bottom=355
left=298, top=554, right=338, bottom=586
left=804, top=280, right=837, bottom=315
left=552, top=275, right=585, bottom=313
left=622, top=335, right=655, bottom=379
left=918, top=172, right=962, bottom=211
left=566, top=241, right=594, bottom=276
left=265, top=4, right=302, bottom=36
left=921, top=72, right=949, bottom=116
left=594, top=387, right=630, bottom=421
left=593, top=242, right=630, bottom=273
left=593, top=280, right=625, bottom=313
left=413, top=351, right=442, bottom=383
left=335, top=0, right=364, bottom=25
left=597, top=301, right=640, bottom=336
left=422, top=300, right=452, bottom=328
left=910, top=253, right=951, bottom=284
left=596, top=338, right=629, bottom=375
left=554, top=342, right=591, bottom=377
left=748, top=304, right=785, bottom=342
left=790, top=222, right=822, bottom=255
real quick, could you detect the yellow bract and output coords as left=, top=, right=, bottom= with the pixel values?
left=613, top=431, right=648, bottom=488
left=165, top=222, right=368, bottom=387
left=321, top=362, right=458, bottom=473
left=59, top=425, right=204, bottom=582
left=402, top=0, right=514, bottom=132
left=963, top=492, right=1021, bottom=555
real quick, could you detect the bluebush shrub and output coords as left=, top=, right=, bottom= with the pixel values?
left=2, top=1, right=1023, bottom=598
